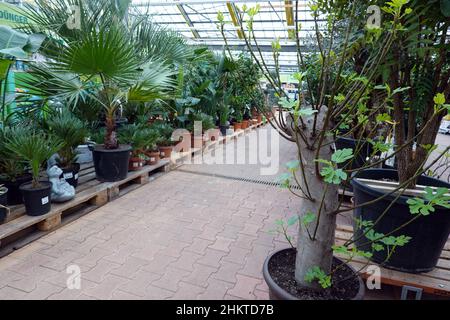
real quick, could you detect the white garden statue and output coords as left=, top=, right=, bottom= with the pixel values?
left=47, top=165, right=75, bottom=203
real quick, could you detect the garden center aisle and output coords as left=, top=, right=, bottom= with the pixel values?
left=0, top=126, right=304, bottom=300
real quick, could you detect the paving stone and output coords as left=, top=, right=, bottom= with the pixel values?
left=197, top=249, right=227, bottom=268
left=212, top=261, right=242, bottom=284
left=119, top=270, right=161, bottom=297
left=184, top=264, right=217, bottom=288
left=227, top=274, right=261, bottom=299
left=152, top=267, right=190, bottom=292
left=83, top=274, right=129, bottom=300
left=197, top=278, right=234, bottom=300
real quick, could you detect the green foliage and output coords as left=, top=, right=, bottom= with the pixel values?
left=305, top=266, right=332, bottom=289
left=331, top=148, right=354, bottom=164
left=46, top=111, right=88, bottom=168
left=0, top=127, right=29, bottom=181
left=317, top=149, right=354, bottom=184
left=5, top=128, right=63, bottom=188
left=407, top=187, right=450, bottom=216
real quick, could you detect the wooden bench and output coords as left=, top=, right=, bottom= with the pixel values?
left=335, top=224, right=450, bottom=297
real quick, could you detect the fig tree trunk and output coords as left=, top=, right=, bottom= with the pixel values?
left=290, top=111, right=339, bottom=290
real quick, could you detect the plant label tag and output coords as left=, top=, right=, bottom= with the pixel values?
left=64, top=172, right=73, bottom=179
left=150, top=157, right=155, bottom=162
left=41, top=196, right=49, bottom=205
left=161, top=152, right=165, bottom=156
left=133, top=162, right=139, bottom=167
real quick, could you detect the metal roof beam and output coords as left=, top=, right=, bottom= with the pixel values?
left=133, top=0, right=273, bottom=7
left=154, top=19, right=325, bottom=24
left=176, top=4, right=200, bottom=38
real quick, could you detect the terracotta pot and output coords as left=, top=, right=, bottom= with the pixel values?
left=233, top=122, right=242, bottom=131
left=159, top=146, right=173, bottom=159
left=241, top=120, right=249, bottom=129
left=257, top=115, right=263, bottom=123
left=129, top=157, right=144, bottom=171
left=146, top=151, right=160, bottom=165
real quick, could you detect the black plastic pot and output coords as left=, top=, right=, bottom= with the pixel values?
left=335, top=136, right=373, bottom=191
left=0, top=174, right=33, bottom=205
left=60, top=163, right=81, bottom=188
left=351, top=169, right=450, bottom=273
left=263, top=248, right=365, bottom=300
left=0, top=188, right=7, bottom=206
left=92, top=144, right=131, bottom=182
left=219, top=125, right=230, bottom=136
left=0, top=187, right=7, bottom=222
left=19, top=181, right=52, bottom=216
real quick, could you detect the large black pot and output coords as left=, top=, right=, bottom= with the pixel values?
left=19, top=181, right=52, bottom=216
left=351, top=169, right=450, bottom=273
left=0, top=174, right=33, bottom=205
left=263, top=248, right=365, bottom=300
left=336, top=136, right=373, bottom=191
left=92, top=144, right=131, bottom=182
left=60, top=163, right=81, bottom=188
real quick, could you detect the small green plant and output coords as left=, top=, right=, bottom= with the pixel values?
left=5, top=129, right=64, bottom=188
left=46, top=111, right=89, bottom=169
left=150, top=121, right=175, bottom=147
left=0, top=127, right=29, bottom=182
left=218, top=104, right=231, bottom=126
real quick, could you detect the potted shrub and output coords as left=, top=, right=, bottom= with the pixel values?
left=0, top=127, right=32, bottom=205
left=233, top=110, right=243, bottom=131
left=118, top=124, right=146, bottom=171
left=349, top=0, right=450, bottom=272
left=187, top=112, right=215, bottom=147
left=5, top=129, right=63, bottom=216
left=46, top=111, right=88, bottom=188
left=218, top=0, right=418, bottom=299
left=152, top=122, right=177, bottom=159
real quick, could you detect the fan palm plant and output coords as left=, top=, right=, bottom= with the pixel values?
left=5, top=128, right=63, bottom=189
left=46, top=111, right=89, bottom=168
left=19, top=0, right=179, bottom=150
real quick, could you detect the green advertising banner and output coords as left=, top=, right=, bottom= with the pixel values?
left=0, top=2, right=28, bottom=27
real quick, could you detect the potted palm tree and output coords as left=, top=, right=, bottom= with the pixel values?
left=0, top=127, right=32, bottom=205
left=21, top=0, right=177, bottom=182
left=46, top=111, right=88, bottom=187
left=5, top=129, right=63, bottom=216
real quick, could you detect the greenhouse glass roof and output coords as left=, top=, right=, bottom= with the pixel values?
left=131, top=0, right=325, bottom=72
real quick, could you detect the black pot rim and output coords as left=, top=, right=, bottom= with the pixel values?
left=93, top=144, right=132, bottom=153
left=263, top=248, right=365, bottom=300
left=0, top=187, right=7, bottom=195
left=351, top=168, right=450, bottom=206
left=19, top=181, right=52, bottom=192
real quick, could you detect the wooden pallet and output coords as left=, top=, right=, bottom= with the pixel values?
left=0, top=159, right=169, bottom=248
left=335, top=225, right=450, bottom=297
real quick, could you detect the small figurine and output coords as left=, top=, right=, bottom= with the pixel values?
left=47, top=165, right=75, bottom=203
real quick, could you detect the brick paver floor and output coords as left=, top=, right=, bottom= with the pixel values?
left=0, top=127, right=306, bottom=299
